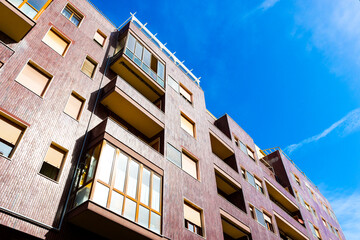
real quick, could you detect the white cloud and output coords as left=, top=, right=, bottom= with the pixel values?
left=285, top=108, right=360, bottom=153
left=322, top=188, right=360, bottom=240
left=259, top=0, right=280, bottom=11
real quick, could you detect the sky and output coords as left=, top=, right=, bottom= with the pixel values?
left=90, top=0, right=360, bottom=238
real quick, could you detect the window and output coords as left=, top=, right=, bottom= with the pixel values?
left=255, top=208, right=266, bottom=227
left=181, top=113, right=195, bottom=137
left=249, top=205, right=255, bottom=219
left=182, top=151, right=198, bottom=179
left=42, top=28, right=70, bottom=56
left=254, top=177, right=264, bottom=194
left=234, top=136, right=239, bottom=147
left=264, top=213, right=274, bottom=232
left=180, top=84, right=192, bottom=104
left=64, top=92, right=85, bottom=120
left=0, top=114, right=26, bottom=158
left=8, top=0, right=52, bottom=20
left=184, top=202, right=203, bottom=236
left=309, top=222, right=322, bottom=240
left=61, top=4, right=83, bottom=27
left=81, top=56, right=97, bottom=78
left=94, top=30, right=106, bottom=46
left=322, top=218, right=327, bottom=228
left=293, top=173, right=301, bottom=186
left=16, top=61, right=52, bottom=97
left=241, top=168, right=246, bottom=179
left=311, top=207, right=317, bottom=218
left=247, top=146, right=255, bottom=160
left=304, top=202, right=311, bottom=212
left=74, top=141, right=162, bottom=233
left=239, top=141, right=247, bottom=154
left=39, top=143, right=67, bottom=181
left=168, top=75, right=179, bottom=92
left=166, top=143, right=181, bottom=167
left=125, top=34, right=165, bottom=87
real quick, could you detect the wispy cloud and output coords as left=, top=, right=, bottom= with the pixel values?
left=285, top=108, right=360, bottom=153
left=259, top=0, right=280, bottom=11
left=320, top=187, right=360, bottom=240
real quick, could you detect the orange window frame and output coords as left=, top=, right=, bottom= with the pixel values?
left=16, top=0, right=52, bottom=20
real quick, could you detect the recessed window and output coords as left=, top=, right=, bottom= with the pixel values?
left=264, top=213, right=274, bottom=232
left=8, top=0, right=52, bottom=20
left=254, top=177, right=264, bottom=194
left=184, top=201, right=203, bottom=236
left=42, top=28, right=70, bottom=56
left=321, top=218, right=327, bottom=228
left=255, top=207, right=266, bottom=227
left=249, top=205, right=255, bottom=219
left=61, top=4, right=83, bottom=27
left=311, top=207, right=317, bottom=218
left=39, top=143, right=67, bottom=181
left=239, top=140, right=247, bottom=154
left=0, top=114, right=26, bottom=158
left=16, top=61, right=52, bottom=97
left=64, top=92, right=85, bottom=120
left=180, top=84, right=192, bottom=104
left=304, top=201, right=311, bottom=212
left=168, top=75, right=179, bottom=92
left=182, top=151, right=198, bottom=179
left=293, top=173, right=301, bottom=186
left=181, top=113, right=195, bottom=137
left=309, top=222, right=322, bottom=240
left=94, top=30, right=106, bottom=46
left=81, top=56, right=97, bottom=78
left=247, top=146, right=255, bottom=160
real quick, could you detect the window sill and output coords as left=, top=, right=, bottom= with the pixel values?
left=38, top=173, right=60, bottom=184
left=63, top=111, right=80, bottom=122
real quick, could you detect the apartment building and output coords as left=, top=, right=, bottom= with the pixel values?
left=0, top=0, right=345, bottom=239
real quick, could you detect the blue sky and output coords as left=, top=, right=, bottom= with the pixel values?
left=91, top=0, right=360, bottom=238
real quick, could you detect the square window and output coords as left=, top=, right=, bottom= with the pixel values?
left=184, top=201, right=203, bottom=236
left=81, top=56, right=97, bottom=78
left=42, top=28, right=71, bottom=56
left=16, top=61, right=52, bottom=97
left=181, top=113, right=195, bottom=137
left=180, top=84, right=192, bottom=104
left=94, top=30, right=107, bottom=46
left=64, top=92, right=85, bottom=120
left=0, top=113, right=26, bottom=158
left=61, top=4, right=83, bottom=27
left=39, top=143, right=67, bottom=181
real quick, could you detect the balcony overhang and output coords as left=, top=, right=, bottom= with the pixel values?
left=100, top=81, right=164, bottom=139
left=265, top=178, right=298, bottom=212
left=110, top=50, right=165, bottom=103
left=220, top=209, right=251, bottom=238
left=0, top=0, right=35, bottom=42
left=68, top=201, right=166, bottom=240
left=274, top=212, right=309, bottom=240
left=209, top=130, right=234, bottom=160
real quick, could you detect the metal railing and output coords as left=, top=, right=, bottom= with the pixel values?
left=261, top=147, right=319, bottom=190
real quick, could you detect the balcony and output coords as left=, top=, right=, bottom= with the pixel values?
left=101, top=79, right=164, bottom=153
left=68, top=135, right=165, bottom=239
left=265, top=179, right=305, bottom=227
left=111, top=31, right=165, bottom=110
left=274, top=212, right=309, bottom=240
left=209, top=130, right=237, bottom=172
left=220, top=209, right=251, bottom=240
left=0, top=0, right=36, bottom=42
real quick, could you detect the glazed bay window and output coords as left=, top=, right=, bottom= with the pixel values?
left=124, top=34, right=165, bottom=87
left=8, top=0, right=52, bottom=20
left=0, top=114, right=26, bottom=158
left=73, top=140, right=162, bottom=234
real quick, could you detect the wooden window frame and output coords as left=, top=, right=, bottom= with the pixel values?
left=94, top=30, right=107, bottom=47
left=39, top=142, right=68, bottom=182
left=63, top=91, right=85, bottom=120
left=181, top=150, right=199, bottom=180
left=81, top=55, right=98, bottom=79
left=184, top=200, right=203, bottom=236
left=0, top=112, right=27, bottom=159
left=179, top=83, right=193, bottom=104
left=61, top=3, right=84, bottom=27
left=42, top=27, right=71, bottom=57
left=180, top=112, right=196, bottom=138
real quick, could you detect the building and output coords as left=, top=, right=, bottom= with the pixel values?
left=0, top=0, right=345, bottom=239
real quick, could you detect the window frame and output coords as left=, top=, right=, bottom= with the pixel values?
left=42, top=27, right=72, bottom=57
left=94, top=29, right=107, bottom=47
left=63, top=91, right=85, bottom=121
left=61, top=3, right=84, bottom=27
left=39, top=142, right=68, bottom=182
left=81, top=55, right=98, bottom=79
left=181, top=150, right=199, bottom=180
left=184, top=200, right=203, bottom=237
left=180, top=112, right=196, bottom=138
left=8, top=0, right=52, bottom=20
left=0, top=111, right=27, bottom=159
left=179, top=83, right=193, bottom=104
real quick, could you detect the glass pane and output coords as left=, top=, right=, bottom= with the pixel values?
left=123, top=198, right=136, bottom=221
left=86, top=144, right=101, bottom=182
left=71, top=15, right=81, bottom=26
left=240, top=142, right=247, bottom=154
left=8, top=0, right=23, bottom=7
left=143, top=48, right=151, bottom=67
left=126, top=34, right=136, bottom=52
left=166, top=143, right=181, bottom=167
left=246, top=171, right=256, bottom=187
left=114, top=152, right=128, bottom=192
left=97, top=143, right=115, bottom=184
left=79, top=151, right=91, bottom=187
left=167, top=75, right=179, bottom=92
left=0, top=141, right=13, bottom=158
left=140, top=168, right=151, bottom=205
left=19, top=4, right=37, bottom=19
left=150, top=212, right=161, bottom=234
left=134, top=42, right=143, bottom=59
left=27, top=0, right=48, bottom=11
left=138, top=205, right=150, bottom=228
left=255, top=209, right=266, bottom=227
left=61, top=7, right=71, bottom=19
left=109, top=191, right=124, bottom=215
left=151, top=174, right=161, bottom=212
left=126, top=160, right=139, bottom=199
left=157, top=62, right=165, bottom=79
left=92, top=182, right=109, bottom=208
left=74, top=183, right=91, bottom=207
